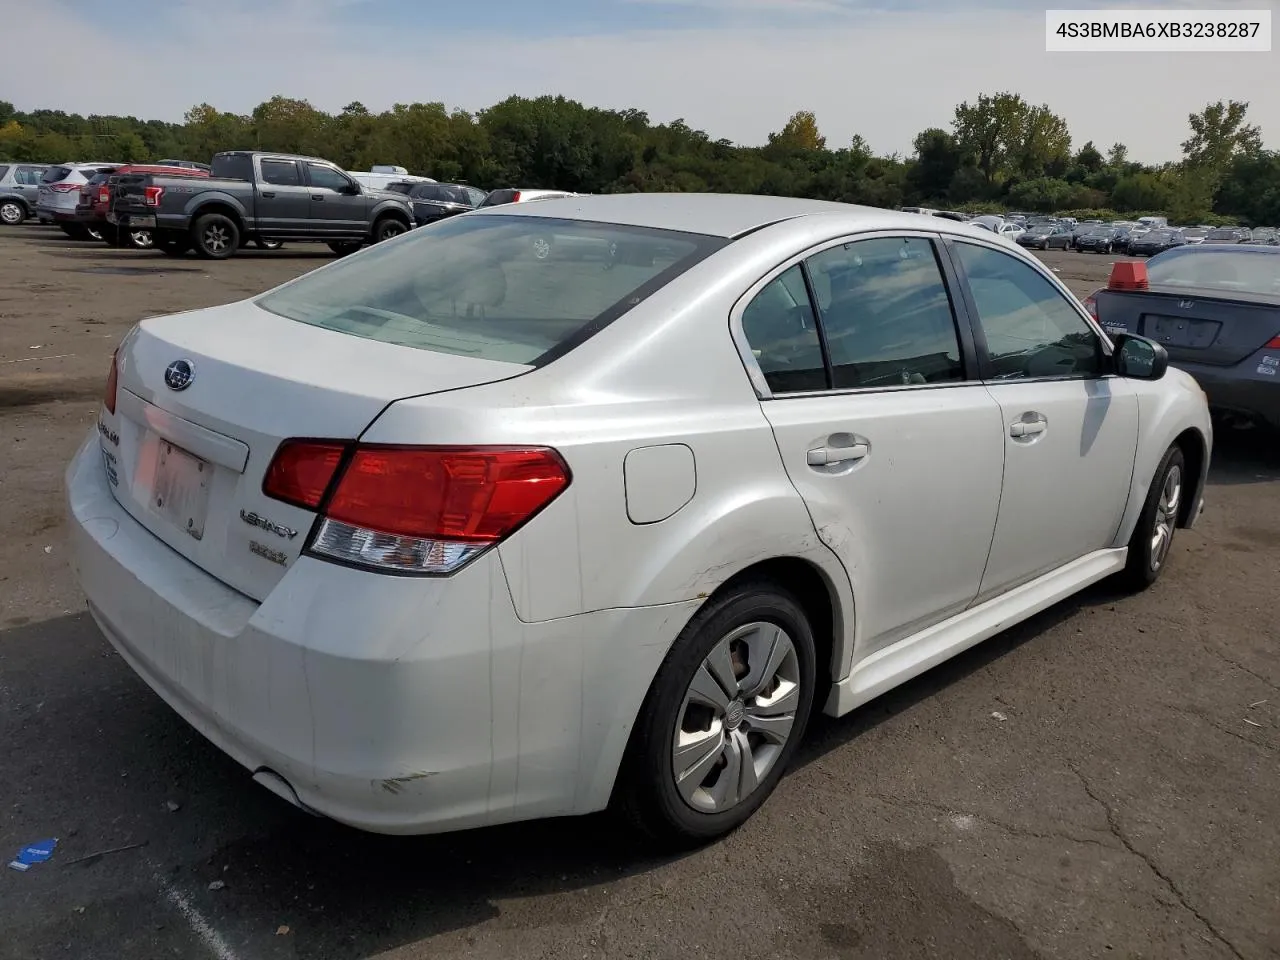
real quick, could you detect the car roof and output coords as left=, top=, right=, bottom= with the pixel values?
left=469, top=192, right=948, bottom=238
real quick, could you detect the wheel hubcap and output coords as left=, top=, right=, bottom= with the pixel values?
left=673, top=621, right=800, bottom=814
left=1, top=203, right=20, bottom=224
left=205, top=225, right=228, bottom=251
left=132, top=230, right=153, bottom=248
left=1149, top=464, right=1182, bottom=571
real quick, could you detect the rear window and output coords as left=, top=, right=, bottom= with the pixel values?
left=256, top=214, right=725, bottom=365
left=1147, top=249, right=1280, bottom=297
left=41, top=166, right=73, bottom=184
left=210, top=154, right=253, bottom=181
left=478, top=189, right=518, bottom=207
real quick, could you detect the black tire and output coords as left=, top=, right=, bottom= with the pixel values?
left=155, top=234, right=191, bottom=257
left=254, top=239, right=283, bottom=250
left=191, top=213, right=239, bottom=259
left=101, top=225, right=125, bottom=247
left=373, top=216, right=409, bottom=243
left=126, top=228, right=155, bottom=250
left=0, top=200, right=26, bottom=226
left=615, top=580, right=817, bottom=846
left=1118, top=444, right=1186, bottom=591
left=59, top=222, right=90, bottom=240
left=327, top=240, right=362, bottom=256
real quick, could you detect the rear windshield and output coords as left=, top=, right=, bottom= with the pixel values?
left=256, top=214, right=725, bottom=365
left=210, top=154, right=253, bottom=181
left=1147, top=250, right=1280, bottom=297
left=410, top=183, right=476, bottom=205
left=41, top=166, right=73, bottom=184
left=478, top=189, right=517, bottom=207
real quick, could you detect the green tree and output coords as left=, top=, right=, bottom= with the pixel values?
left=908, top=127, right=962, bottom=201
left=1181, top=100, right=1261, bottom=177
left=1074, top=141, right=1103, bottom=172
left=767, top=110, right=826, bottom=152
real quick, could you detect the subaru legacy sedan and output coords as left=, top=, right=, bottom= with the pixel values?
left=67, top=196, right=1211, bottom=843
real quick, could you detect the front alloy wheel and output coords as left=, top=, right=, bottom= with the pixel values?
left=673, top=622, right=802, bottom=813
left=1148, top=463, right=1182, bottom=573
left=1119, top=443, right=1186, bottom=589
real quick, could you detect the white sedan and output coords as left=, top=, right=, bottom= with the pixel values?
left=67, top=195, right=1211, bottom=843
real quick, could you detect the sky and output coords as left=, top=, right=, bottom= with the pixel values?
left=4, top=0, right=1278, bottom=164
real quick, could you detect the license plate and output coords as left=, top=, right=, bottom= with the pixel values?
left=1144, top=315, right=1221, bottom=349
left=129, top=214, right=156, bottom=228
left=152, top=441, right=211, bottom=540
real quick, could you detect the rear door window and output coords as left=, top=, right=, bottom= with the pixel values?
left=260, top=160, right=302, bottom=186
left=211, top=154, right=253, bottom=180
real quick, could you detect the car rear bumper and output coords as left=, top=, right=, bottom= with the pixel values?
left=1177, top=360, right=1280, bottom=429
left=66, top=432, right=693, bottom=834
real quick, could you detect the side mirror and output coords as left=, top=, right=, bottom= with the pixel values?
left=1113, top=333, right=1168, bottom=380
left=342, top=181, right=361, bottom=195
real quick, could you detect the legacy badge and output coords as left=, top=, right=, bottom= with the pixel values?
left=239, top=509, right=298, bottom=540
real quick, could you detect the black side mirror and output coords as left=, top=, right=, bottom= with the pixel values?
left=342, top=182, right=361, bottom=195
left=1113, top=333, right=1168, bottom=380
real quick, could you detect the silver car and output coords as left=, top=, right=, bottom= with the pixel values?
left=0, top=163, right=49, bottom=225
left=37, top=162, right=120, bottom=231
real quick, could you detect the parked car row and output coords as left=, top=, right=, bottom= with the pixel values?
left=2, top=151, right=583, bottom=261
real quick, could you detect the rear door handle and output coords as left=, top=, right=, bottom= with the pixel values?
left=312, top=194, right=324, bottom=201
left=260, top=191, right=276, bottom=198
left=807, top=442, right=869, bottom=466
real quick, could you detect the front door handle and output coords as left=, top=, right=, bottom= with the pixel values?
left=312, top=194, right=324, bottom=201
left=1009, top=416, right=1048, bottom=438
left=807, top=442, right=869, bottom=466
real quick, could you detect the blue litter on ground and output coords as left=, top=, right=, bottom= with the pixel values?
left=8, top=838, right=57, bottom=872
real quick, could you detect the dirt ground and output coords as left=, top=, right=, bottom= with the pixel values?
left=1, top=224, right=1277, bottom=960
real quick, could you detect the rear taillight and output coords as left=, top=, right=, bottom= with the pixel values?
left=512, top=191, right=522, bottom=202
left=103, top=351, right=119, bottom=415
left=98, top=186, right=109, bottom=204
left=1265, top=335, right=1280, bottom=349
left=144, top=186, right=164, bottom=207
left=262, top=439, right=348, bottom=510
left=1083, top=292, right=1099, bottom=320
left=263, top=442, right=570, bottom=574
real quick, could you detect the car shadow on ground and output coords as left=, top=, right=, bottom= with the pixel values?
left=1206, top=424, right=1280, bottom=484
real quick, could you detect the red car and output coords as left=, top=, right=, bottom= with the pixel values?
left=79, top=164, right=211, bottom=248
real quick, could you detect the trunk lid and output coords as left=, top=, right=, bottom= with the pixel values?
left=1095, top=287, right=1280, bottom=367
left=105, top=299, right=529, bottom=601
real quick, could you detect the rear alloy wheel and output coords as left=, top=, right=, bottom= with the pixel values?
left=127, top=229, right=154, bottom=249
left=1119, top=444, right=1186, bottom=590
left=254, top=239, right=283, bottom=250
left=0, top=201, right=25, bottom=225
left=86, top=226, right=103, bottom=241
left=192, top=213, right=239, bottom=259
left=374, top=218, right=408, bottom=243
left=617, top=581, right=816, bottom=845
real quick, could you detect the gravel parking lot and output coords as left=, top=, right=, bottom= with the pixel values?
left=1, top=224, right=1277, bottom=960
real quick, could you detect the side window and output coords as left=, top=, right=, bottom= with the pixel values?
left=0, top=165, right=9, bottom=182
left=260, top=160, right=302, bottom=187
left=306, top=164, right=352, bottom=191
left=740, top=265, right=827, bottom=394
left=806, top=237, right=964, bottom=389
left=954, top=242, right=1102, bottom=380
left=19, top=167, right=46, bottom=185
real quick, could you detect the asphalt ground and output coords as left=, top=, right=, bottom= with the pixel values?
left=1, top=224, right=1277, bottom=960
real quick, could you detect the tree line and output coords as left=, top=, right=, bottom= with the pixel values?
left=1, top=93, right=1276, bottom=225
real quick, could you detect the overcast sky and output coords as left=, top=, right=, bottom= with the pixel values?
left=5, top=0, right=1277, bottom=163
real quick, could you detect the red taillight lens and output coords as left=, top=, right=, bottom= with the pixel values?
left=103, top=351, right=119, bottom=415
left=1265, top=335, right=1280, bottom=349
left=264, top=442, right=571, bottom=574
left=262, top=440, right=349, bottom=510
left=1083, top=292, right=1099, bottom=320
left=512, top=191, right=522, bottom=202
left=327, top=446, right=570, bottom=542
left=144, top=186, right=164, bottom=207
left=98, top=186, right=109, bottom=204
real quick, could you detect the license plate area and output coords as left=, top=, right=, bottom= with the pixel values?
left=1142, top=314, right=1222, bottom=349
left=152, top=440, right=212, bottom=540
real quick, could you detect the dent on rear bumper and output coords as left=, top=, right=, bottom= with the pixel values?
left=65, top=433, right=696, bottom=834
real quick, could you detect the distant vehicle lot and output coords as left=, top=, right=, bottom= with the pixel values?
left=0, top=224, right=1276, bottom=960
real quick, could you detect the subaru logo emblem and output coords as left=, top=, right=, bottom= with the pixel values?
left=164, top=359, right=194, bottom=391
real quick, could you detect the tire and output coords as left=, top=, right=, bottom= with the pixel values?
left=327, top=240, right=362, bottom=256
left=1118, top=444, right=1186, bottom=591
left=0, top=200, right=25, bottom=225
left=254, top=239, right=283, bottom=250
left=373, top=216, right=409, bottom=243
left=191, top=213, right=239, bottom=259
left=615, top=580, right=817, bottom=846
left=59, top=222, right=90, bottom=240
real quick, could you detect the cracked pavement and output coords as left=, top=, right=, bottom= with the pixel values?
left=1, top=231, right=1278, bottom=959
